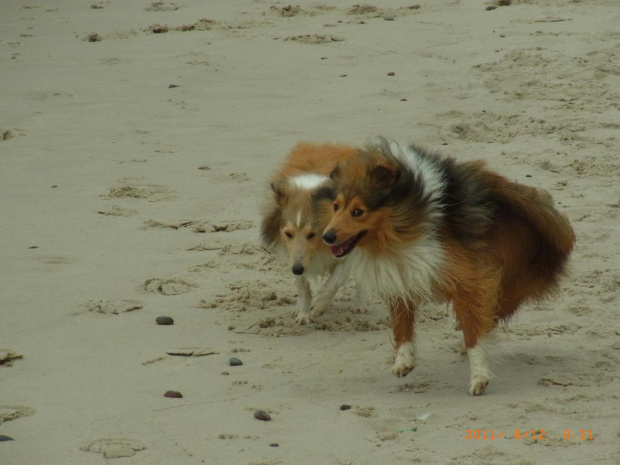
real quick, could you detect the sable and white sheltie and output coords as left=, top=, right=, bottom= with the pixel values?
left=260, top=142, right=357, bottom=324
left=320, top=137, right=575, bottom=395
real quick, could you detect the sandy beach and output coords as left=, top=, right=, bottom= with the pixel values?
left=1, top=0, right=619, bottom=463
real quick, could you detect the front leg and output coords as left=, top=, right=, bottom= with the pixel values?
left=389, top=298, right=417, bottom=377
left=467, top=345, right=491, bottom=396
left=310, top=263, right=349, bottom=319
left=295, top=275, right=312, bottom=325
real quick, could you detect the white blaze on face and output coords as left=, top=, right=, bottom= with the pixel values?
left=287, top=174, right=329, bottom=230
left=289, top=174, right=329, bottom=190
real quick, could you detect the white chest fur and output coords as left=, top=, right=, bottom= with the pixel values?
left=348, top=235, right=445, bottom=303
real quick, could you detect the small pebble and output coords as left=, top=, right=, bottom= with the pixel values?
left=269, top=443, right=279, bottom=447
left=168, top=84, right=180, bottom=88
left=383, top=16, right=395, bottom=21
left=164, top=390, right=183, bottom=398
left=387, top=72, right=395, bottom=76
left=340, top=404, right=352, bottom=411
left=486, top=6, right=497, bottom=10
left=0, top=435, right=14, bottom=442
left=254, top=410, right=271, bottom=421
left=229, top=357, right=243, bottom=366
left=156, top=316, right=174, bottom=325
left=85, top=32, right=103, bottom=42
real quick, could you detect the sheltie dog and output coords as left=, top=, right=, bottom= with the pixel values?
left=260, top=142, right=357, bottom=324
left=320, top=137, right=575, bottom=395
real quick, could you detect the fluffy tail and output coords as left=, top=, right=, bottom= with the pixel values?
left=496, top=179, right=575, bottom=256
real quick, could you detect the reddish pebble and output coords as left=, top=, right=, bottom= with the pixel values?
left=387, top=72, right=395, bottom=76
left=164, top=390, right=183, bottom=398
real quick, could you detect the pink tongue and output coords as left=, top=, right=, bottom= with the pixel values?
left=330, top=245, right=343, bottom=256
left=330, top=239, right=351, bottom=257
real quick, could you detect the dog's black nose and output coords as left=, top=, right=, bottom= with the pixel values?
left=292, top=263, right=304, bottom=275
left=323, top=230, right=337, bottom=245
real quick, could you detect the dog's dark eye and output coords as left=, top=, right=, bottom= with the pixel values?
left=352, top=208, right=364, bottom=218
left=307, top=232, right=316, bottom=240
left=284, top=232, right=293, bottom=239
left=333, top=203, right=339, bottom=212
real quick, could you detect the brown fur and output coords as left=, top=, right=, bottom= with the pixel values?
left=323, top=138, right=575, bottom=394
left=260, top=142, right=357, bottom=324
left=261, top=142, right=357, bottom=271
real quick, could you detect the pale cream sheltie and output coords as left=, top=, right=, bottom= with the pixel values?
left=320, top=137, right=575, bottom=395
left=261, top=142, right=357, bottom=324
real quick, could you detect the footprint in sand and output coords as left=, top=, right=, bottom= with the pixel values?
left=218, top=242, right=263, bottom=256
left=145, top=2, right=180, bottom=12
left=212, top=220, right=253, bottom=232
left=269, top=4, right=308, bottom=17
left=144, top=218, right=253, bottom=233
left=200, top=280, right=293, bottom=313
left=143, top=218, right=211, bottom=232
left=0, top=405, right=36, bottom=423
left=100, top=181, right=175, bottom=202
left=229, top=172, right=250, bottom=183
left=80, top=439, right=145, bottom=459
left=86, top=299, right=144, bottom=315
left=143, top=278, right=196, bottom=295
left=283, top=34, right=345, bottom=44
left=97, top=205, right=137, bottom=217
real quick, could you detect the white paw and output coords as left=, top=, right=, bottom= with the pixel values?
left=469, top=375, right=490, bottom=396
left=295, top=310, right=311, bottom=326
left=309, top=303, right=328, bottom=319
left=391, top=342, right=416, bottom=378
left=467, top=346, right=491, bottom=396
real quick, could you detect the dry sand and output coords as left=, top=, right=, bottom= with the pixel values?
left=1, top=0, right=619, bottom=464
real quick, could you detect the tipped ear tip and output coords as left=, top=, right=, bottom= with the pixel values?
left=330, top=163, right=341, bottom=179
left=372, top=163, right=399, bottom=186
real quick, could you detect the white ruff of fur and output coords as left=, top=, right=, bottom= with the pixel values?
left=348, top=234, right=445, bottom=303
left=350, top=139, right=447, bottom=303
left=289, top=174, right=329, bottom=190
left=381, top=139, right=446, bottom=207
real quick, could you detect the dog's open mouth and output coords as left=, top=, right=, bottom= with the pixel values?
left=330, top=231, right=367, bottom=258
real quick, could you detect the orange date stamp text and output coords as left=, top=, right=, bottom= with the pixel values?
left=465, top=429, right=594, bottom=441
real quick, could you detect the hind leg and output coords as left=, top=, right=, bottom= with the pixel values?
left=389, top=298, right=417, bottom=377
left=452, top=291, right=496, bottom=395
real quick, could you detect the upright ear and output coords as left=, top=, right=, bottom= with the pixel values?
left=329, top=162, right=343, bottom=180
left=270, top=179, right=289, bottom=207
left=370, top=162, right=400, bottom=190
left=312, top=181, right=335, bottom=203
left=260, top=204, right=282, bottom=247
